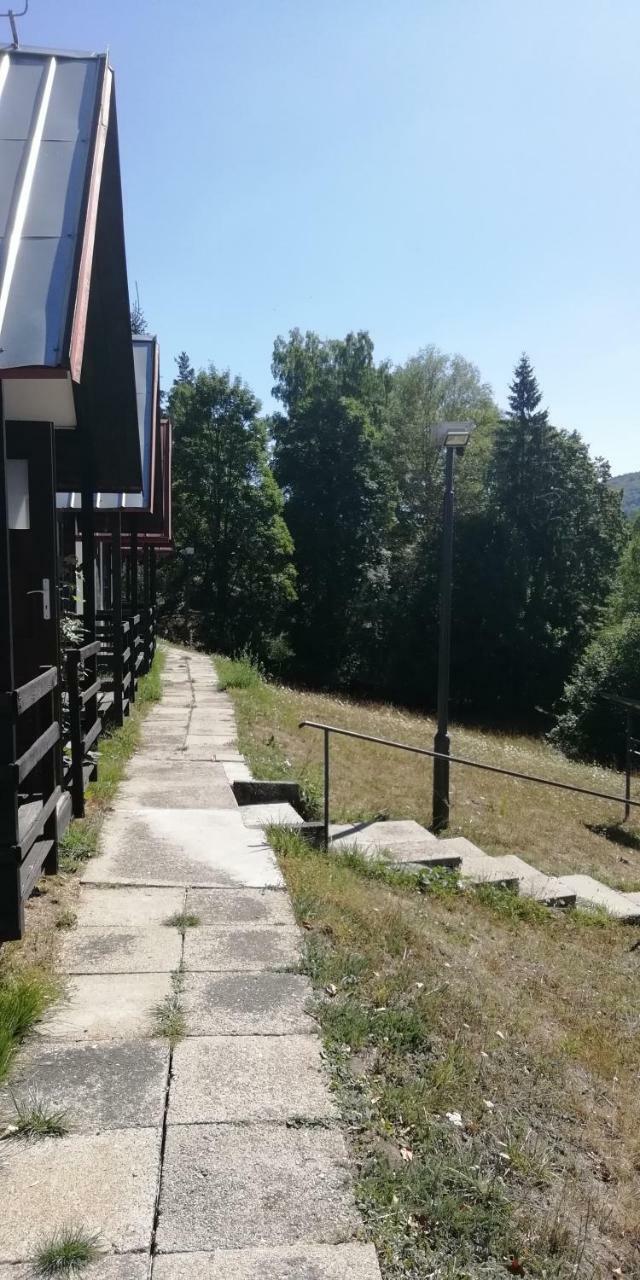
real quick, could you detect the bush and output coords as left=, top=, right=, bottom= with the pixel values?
left=216, top=654, right=263, bottom=691
left=549, top=615, right=640, bottom=764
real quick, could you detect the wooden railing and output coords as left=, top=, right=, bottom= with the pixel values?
left=0, top=665, right=61, bottom=941
left=96, top=605, right=156, bottom=725
left=64, top=640, right=102, bottom=818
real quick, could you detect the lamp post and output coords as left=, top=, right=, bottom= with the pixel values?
left=431, top=422, right=475, bottom=832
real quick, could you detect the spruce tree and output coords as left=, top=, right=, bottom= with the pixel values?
left=175, top=351, right=195, bottom=384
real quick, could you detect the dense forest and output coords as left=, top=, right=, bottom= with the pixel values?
left=159, top=336, right=638, bottom=764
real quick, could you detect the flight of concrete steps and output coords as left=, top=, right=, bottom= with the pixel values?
left=235, top=798, right=640, bottom=924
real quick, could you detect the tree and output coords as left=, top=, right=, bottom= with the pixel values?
left=381, top=347, right=500, bottom=704
left=480, top=355, right=625, bottom=718
left=270, top=329, right=394, bottom=686
left=130, top=292, right=147, bottom=335
left=162, top=366, right=296, bottom=658
left=550, top=615, right=640, bottom=765
left=175, top=351, right=195, bottom=384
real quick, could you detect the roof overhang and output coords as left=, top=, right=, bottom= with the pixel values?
left=0, top=48, right=141, bottom=490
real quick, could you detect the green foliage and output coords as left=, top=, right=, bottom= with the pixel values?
left=460, top=354, right=625, bottom=719
left=270, top=328, right=394, bottom=686
left=35, top=1227, right=101, bottom=1275
left=550, top=615, right=640, bottom=764
left=215, top=653, right=263, bottom=690
left=160, top=366, right=296, bottom=661
left=8, top=1092, right=69, bottom=1139
left=0, top=973, right=56, bottom=1082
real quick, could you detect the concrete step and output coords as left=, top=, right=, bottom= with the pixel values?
left=622, top=890, right=640, bottom=906
left=435, top=837, right=521, bottom=888
left=554, top=874, right=640, bottom=922
left=329, top=820, right=461, bottom=869
left=240, top=802, right=304, bottom=828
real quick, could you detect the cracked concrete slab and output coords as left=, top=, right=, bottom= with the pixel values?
left=182, top=972, right=315, bottom=1036
left=0, top=1127, right=161, bottom=1261
left=59, top=926, right=182, bottom=974
left=152, top=1245, right=382, bottom=1278
left=118, top=762, right=237, bottom=809
left=0, top=1261, right=149, bottom=1280
left=156, top=1124, right=359, bottom=1253
left=37, top=973, right=171, bottom=1041
left=75, top=886, right=185, bottom=928
left=82, top=809, right=284, bottom=889
left=183, top=925, right=301, bottom=972
left=186, top=888, right=295, bottom=927
left=0, top=1040, right=169, bottom=1132
left=240, top=803, right=304, bottom=828
left=168, top=1035, right=337, bottom=1124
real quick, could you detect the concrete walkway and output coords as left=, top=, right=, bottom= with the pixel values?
left=0, top=646, right=381, bottom=1279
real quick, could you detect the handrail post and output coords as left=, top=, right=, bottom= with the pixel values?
left=66, top=649, right=84, bottom=818
left=323, top=728, right=330, bottom=849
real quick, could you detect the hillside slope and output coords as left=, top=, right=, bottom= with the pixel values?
left=610, top=471, right=640, bottom=516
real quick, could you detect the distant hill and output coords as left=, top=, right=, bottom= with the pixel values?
left=610, top=472, right=640, bottom=517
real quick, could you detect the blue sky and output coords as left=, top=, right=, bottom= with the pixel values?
left=19, top=0, right=640, bottom=472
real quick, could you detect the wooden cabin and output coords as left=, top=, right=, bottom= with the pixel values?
left=0, top=47, right=142, bottom=940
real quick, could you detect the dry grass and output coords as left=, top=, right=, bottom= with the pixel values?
left=0, top=650, right=166, bottom=1078
left=270, top=826, right=640, bottom=1278
left=219, top=662, right=640, bottom=890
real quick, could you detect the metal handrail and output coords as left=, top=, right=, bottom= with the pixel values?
left=299, top=719, right=640, bottom=847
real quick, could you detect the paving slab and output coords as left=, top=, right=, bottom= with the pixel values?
left=76, top=886, right=185, bottom=927
left=0, top=1127, right=161, bottom=1261
left=0, top=1040, right=169, bottom=1132
left=168, top=1035, right=336, bottom=1124
left=623, top=890, right=640, bottom=906
left=82, top=809, right=284, bottom=889
left=37, top=973, right=171, bottom=1041
left=182, top=972, right=315, bottom=1036
left=240, top=802, right=304, bottom=828
left=183, top=925, right=301, bottom=972
left=221, top=760, right=253, bottom=784
left=156, top=1124, right=359, bottom=1252
left=554, top=874, right=640, bottom=920
left=0, top=1261, right=149, bottom=1280
left=59, top=925, right=182, bottom=974
left=118, top=762, right=237, bottom=810
left=186, top=887, right=295, bottom=927
left=152, top=1244, right=382, bottom=1278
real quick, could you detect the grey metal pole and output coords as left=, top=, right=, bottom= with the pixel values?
left=432, top=445, right=456, bottom=832
left=323, top=728, right=330, bottom=850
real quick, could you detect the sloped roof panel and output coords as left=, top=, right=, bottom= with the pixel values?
left=0, top=50, right=102, bottom=370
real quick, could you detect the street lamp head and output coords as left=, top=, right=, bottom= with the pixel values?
left=432, top=421, right=476, bottom=451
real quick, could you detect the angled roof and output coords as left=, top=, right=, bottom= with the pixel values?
left=0, top=47, right=141, bottom=490
left=58, top=334, right=163, bottom=516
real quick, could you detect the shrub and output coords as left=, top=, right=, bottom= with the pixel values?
left=550, top=615, right=640, bottom=764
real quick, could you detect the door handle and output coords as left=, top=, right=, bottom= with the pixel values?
left=26, top=579, right=51, bottom=620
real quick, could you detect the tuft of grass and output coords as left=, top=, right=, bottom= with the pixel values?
left=55, top=909, right=77, bottom=932
left=163, top=911, right=200, bottom=932
left=215, top=653, right=262, bottom=691
left=153, top=970, right=186, bottom=1046
left=0, top=973, right=57, bottom=1083
left=35, top=1226, right=101, bottom=1275
left=6, top=1091, right=69, bottom=1139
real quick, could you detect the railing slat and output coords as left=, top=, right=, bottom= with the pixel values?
left=15, top=666, right=58, bottom=716
left=15, top=721, right=60, bottom=785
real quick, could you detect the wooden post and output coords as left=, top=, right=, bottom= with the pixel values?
left=0, top=390, right=21, bottom=940
left=66, top=649, right=84, bottom=817
left=42, top=424, right=60, bottom=873
left=111, top=513, right=124, bottom=726
left=80, top=482, right=98, bottom=783
left=142, top=544, right=151, bottom=672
